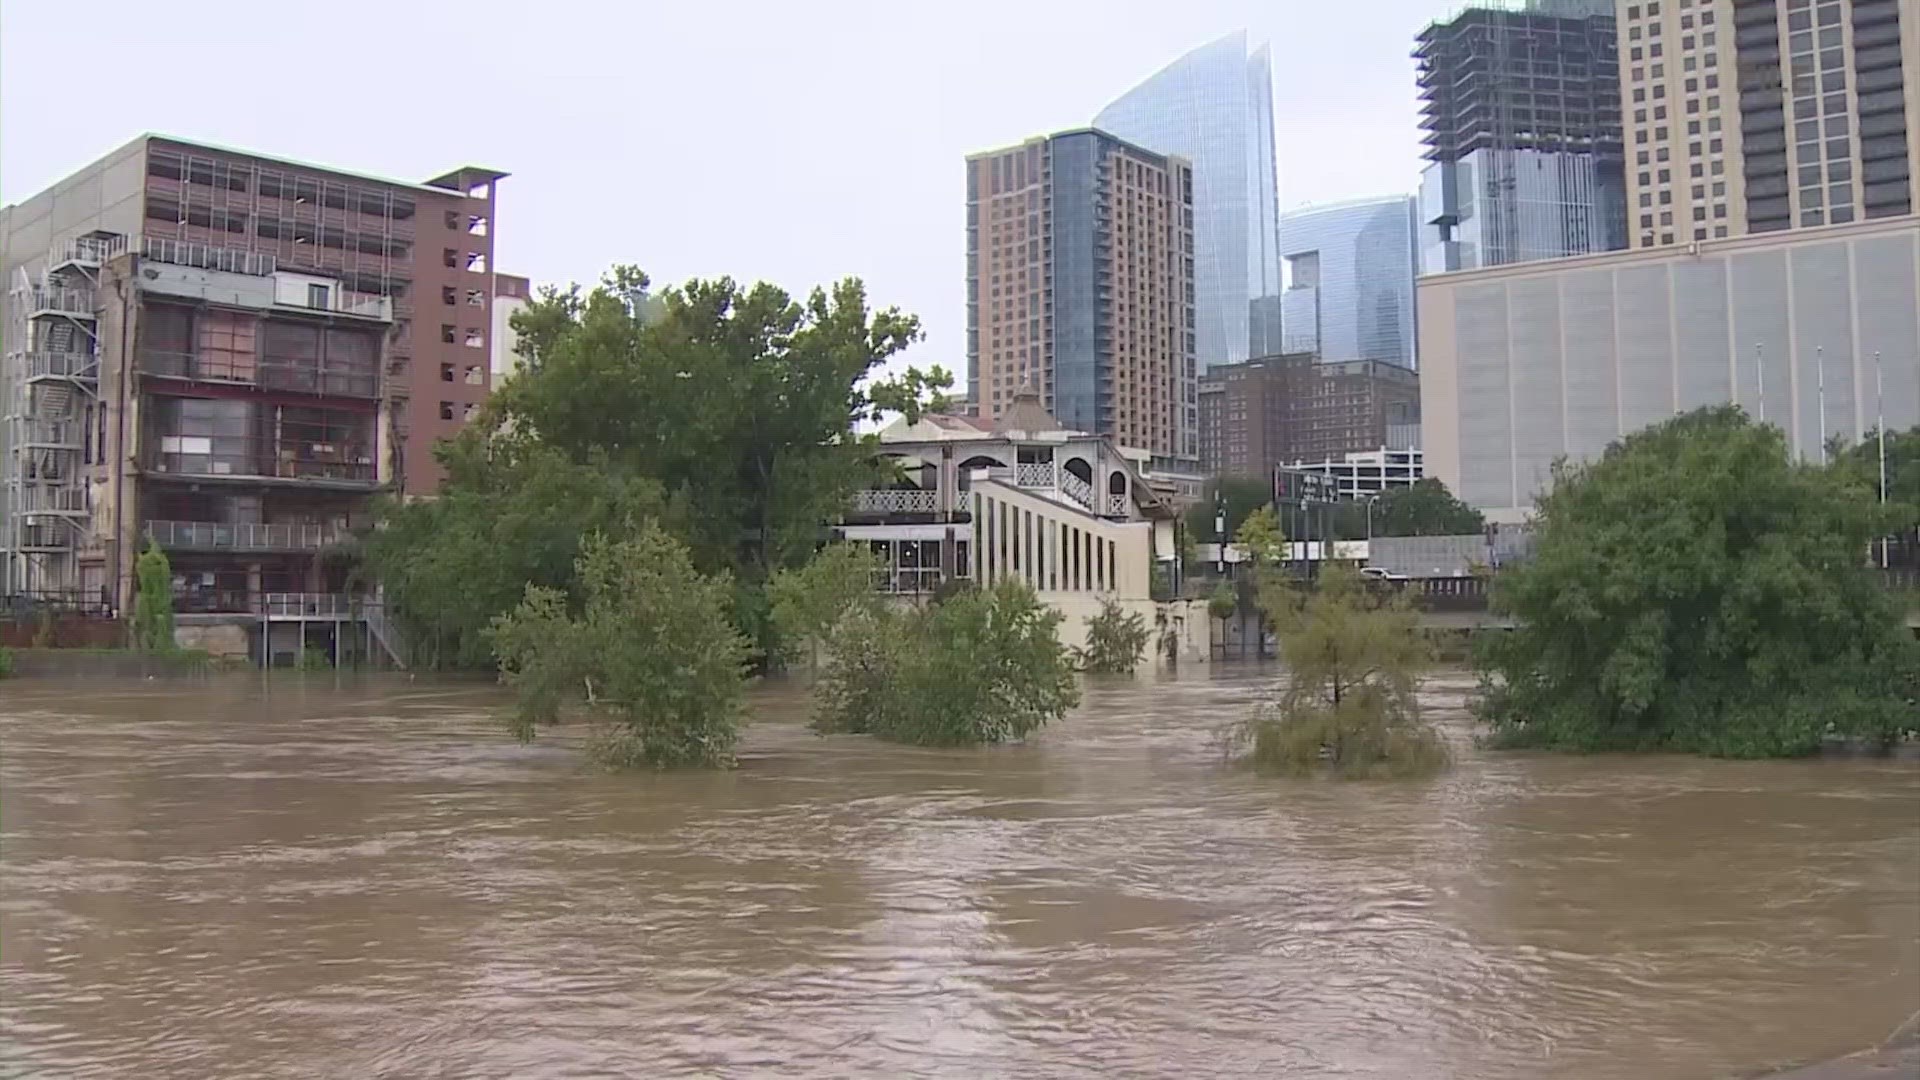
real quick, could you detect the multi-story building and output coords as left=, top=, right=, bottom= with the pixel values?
left=1095, top=30, right=1284, bottom=368
left=1, top=135, right=504, bottom=659
left=1197, top=353, right=1421, bottom=478
left=490, top=273, right=532, bottom=383
left=1416, top=1, right=1630, bottom=272
left=1618, top=0, right=1917, bottom=247
left=1282, top=446, right=1426, bottom=500
left=965, top=129, right=1198, bottom=459
left=1417, top=215, right=1920, bottom=520
left=1279, top=195, right=1421, bottom=368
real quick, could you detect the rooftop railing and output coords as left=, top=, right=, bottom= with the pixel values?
left=145, top=520, right=345, bottom=552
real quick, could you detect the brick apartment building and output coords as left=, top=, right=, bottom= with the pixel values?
left=1, top=134, right=505, bottom=660
left=1197, top=353, right=1419, bottom=479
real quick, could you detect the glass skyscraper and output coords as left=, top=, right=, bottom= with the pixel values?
left=1278, top=195, right=1419, bottom=369
left=1095, top=30, right=1282, bottom=371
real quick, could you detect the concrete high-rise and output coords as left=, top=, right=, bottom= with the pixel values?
left=1095, top=31, right=1283, bottom=369
left=1617, top=0, right=1918, bottom=248
left=1415, top=1, right=1629, bottom=272
left=1279, top=196, right=1420, bottom=368
left=1, top=134, right=503, bottom=629
left=966, top=130, right=1197, bottom=459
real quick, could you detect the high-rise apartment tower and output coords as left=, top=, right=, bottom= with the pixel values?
left=1416, top=1, right=1630, bottom=272
left=966, top=130, right=1198, bottom=459
left=1617, top=0, right=1917, bottom=247
left=1095, top=31, right=1283, bottom=369
left=1279, top=195, right=1421, bottom=368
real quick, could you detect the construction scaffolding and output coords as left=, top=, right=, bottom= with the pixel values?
left=2, top=234, right=116, bottom=596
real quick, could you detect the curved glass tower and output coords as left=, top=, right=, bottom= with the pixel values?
left=1095, top=31, right=1281, bottom=371
left=1278, top=195, right=1419, bottom=369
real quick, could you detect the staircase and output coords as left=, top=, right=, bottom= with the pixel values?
left=363, top=597, right=408, bottom=670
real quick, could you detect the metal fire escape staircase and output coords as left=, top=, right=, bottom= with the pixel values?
left=3, top=237, right=110, bottom=589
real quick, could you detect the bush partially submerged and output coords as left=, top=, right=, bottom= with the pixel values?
left=1227, top=565, right=1449, bottom=779
left=814, top=579, right=1080, bottom=746
left=1075, top=598, right=1150, bottom=675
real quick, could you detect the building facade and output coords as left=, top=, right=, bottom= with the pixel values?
left=490, top=272, right=532, bottom=382
left=1417, top=215, right=1920, bottom=520
left=1095, top=31, right=1284, bottom=368
left=966, top=130, right=1198, bottom=459
left=1618, top=0, right=1918, bottom=249
left=1282, top=446, right=1426, bottom=499
left=1416, top=2, right=1629, bottom=272
left=1, top=135, right=503, bottom=638
left=1279, top=195, right=1420, bottom=368
left=1197, top=353, right=1421, bottom=478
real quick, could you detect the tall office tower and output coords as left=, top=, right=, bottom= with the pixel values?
left=1618, top=0, right=1917, bottom=247
left=1279, top=195, right=1421, bottom=369
left=1415, top=1, right=1629, bottom=272
left=1095, top=31, right=1283, bottom=369
left=1, top=134, right=503, bottom=606
left=965, top=130, right=1198, bottom=459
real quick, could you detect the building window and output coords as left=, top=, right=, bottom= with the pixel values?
left=464, top=329, right=484, bottom=348
left=443, top=249, right=458, bottom=268
left=465, top=365, right=483, bottom=385
left=439, top=401, right=454, bottom=420
left=441, top=324, right=456, bottom=344
left=440, top=362, right=455, bottom=382
left=445, top=210, right=460, bottom=230
left=306, top=283, right=330, bottom=309
left=467, top=289, right=484, bottom=306
left=442, top=286, right=457, bottom=305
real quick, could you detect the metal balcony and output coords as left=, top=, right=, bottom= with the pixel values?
left=852, top=489, right=938, bottom=514
left=23, top=286, right=95, bottom=318
left=18, top=420, right=81, bottom=448
left=145, top=519, right=345, bottom=553
left=17, top=486, right=88, bottom=515
left=21, top=351, right=99, bottom=382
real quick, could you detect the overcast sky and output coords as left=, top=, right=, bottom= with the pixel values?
left=2, top=0, right=1452, bottom=379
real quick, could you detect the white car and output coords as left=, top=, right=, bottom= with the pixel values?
left=1359, top=566, right=1408, bottom=582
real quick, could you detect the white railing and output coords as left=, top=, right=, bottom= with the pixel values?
left=363, top=599, right=406, bottom=669
left=22, top=351, right=97, bottom=381
left=853, top=488, right=938, bottom=514
left=1105, top=493, right=1129, bottom=516
left=870, top=568, right=945, bottom=594
left=260, top=593, right=365, bottom=618
left=51, top=236, right=126, bottom=266
left=17, top=486, right=87, bottom=514
left=1015, top=462, right=1055, bottom=488
left=145, top=520, right=343, bottom=551
left=1060, top=472, right=1094, bottom=509
left=140, top=235, right=276, bottom=276
left=18, top=420, right=80, bottom=446
left=23, top=286, right=94, bottom=316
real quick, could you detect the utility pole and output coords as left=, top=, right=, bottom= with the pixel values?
left=1816, top=345, right=1827, bottom=465
left=1876, top=350, right=1888, bottom=570
left=1755, top=342, right=1766, bottom=426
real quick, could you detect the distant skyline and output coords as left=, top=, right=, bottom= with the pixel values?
left=1, top=0, right=1460, bottom=383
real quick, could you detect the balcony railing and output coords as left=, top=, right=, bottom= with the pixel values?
left=17, top=487, right=88, bottom=515
left=145, top=520, right=344, bottom=552
left=18, top=420, right=81, bottom=447
left=852, top=488, right=938, bottom=514
left=146, top=442, right=377, bottom=484
left=140, top=235, right=276, bottom=277
left=22, top=285, right=94, bottom=317
left=869, top=568, right=946, bottom=594
left=170, top=591, right=380, bottom=618
left=1059, top=472, right=1094, bottom=509
left=51, top=236, right=127, bottom=266
left=22, top=351, right=98, bottom=381
left=139, top=350, right=379, bottom=398
left=1015, top=462, right=1056, bottom=488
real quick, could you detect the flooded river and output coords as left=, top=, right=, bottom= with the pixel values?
left=2, top=666, right=1915, bottom=1078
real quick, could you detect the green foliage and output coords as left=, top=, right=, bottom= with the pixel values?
left=489, top=525, right=751, bottom=770
left=1228, top=564, right=1448, bottom=779
left=31, top=609, right=53, bottom=649
left=131, top=540, right=175, bottom=652
left=1076, top=598, right=1151, bottom=674
left=1207, top=582, right=1238, bottom=622
left=295, top=647, right=332, bottom=672
left=1234, top=504, right=1286, bottom=566
left=767, top=543, right=882, bottom=671
left=814, top=579, right=1080, bottom=746
left=1478, top=406, right=1920, bottom=757
left=366, top=265, right=946, bottom=669
left=0, top=646, right=12, bottom=678
left=1184, top=475, right=1273, bottom=541
left=1831, top=425, right=1920, bottom=526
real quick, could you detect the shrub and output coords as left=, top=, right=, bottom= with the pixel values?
left=131, top=539, right=175, bottom=652
left=1076, top=598, right=1150, bottom=674
left=814, top=579, right=1079, bottom=746
left=0, top=646, right=12, bottom=678
left=490, top=524, right=750, bottom=770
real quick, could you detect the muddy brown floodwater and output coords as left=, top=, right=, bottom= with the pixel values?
left=1, top=666, right=1915, bottom=1079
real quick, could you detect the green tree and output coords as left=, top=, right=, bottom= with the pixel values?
left=131, top=539, right=175, bottom=652
left=1478, top=406, right=1920, bottom=757
left=0, top=646, right=13, bottom=678
left=1183, top=475, right=1273, bottom=542
left=814, top=580, right=1080, bottom=746
left=489, top=525, right=750, bottom=770
left=1232, top=564, right=1447, bottom=778
left=1831, top=425, right=1920, bottom=557
left=767, top=543, right=882, bottom=673
left=1234, top=504, right=1287, bottom=566
left=1076, top=598, right=1151, bottom=674
left=1372, top=479, right=1485, bottom=537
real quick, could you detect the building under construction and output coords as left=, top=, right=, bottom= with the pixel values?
left=1414, top=0, right=1627, bottom=272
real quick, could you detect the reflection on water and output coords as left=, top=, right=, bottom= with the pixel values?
left=1, top=667, right=1915, bottom=1078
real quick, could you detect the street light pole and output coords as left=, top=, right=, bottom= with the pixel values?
left=1877, top=350, right=1888, bottom=569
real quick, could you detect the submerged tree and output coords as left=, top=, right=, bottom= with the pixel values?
left=813, top=580, right=1080, bottom=746
left=1478, top=406, right=1920, bottom=757
left=1231, top=564, right=1447, bottom=779
left=767, top=543, right=883, bottom=674
left=1076, top=598, right=1151, bottom=675
left=489, top=525, right=751, bottom=770
left=131, top=539, right=175, bottom=652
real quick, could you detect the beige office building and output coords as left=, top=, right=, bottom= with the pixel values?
left=1618, top=0, right=1919, bottom=249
